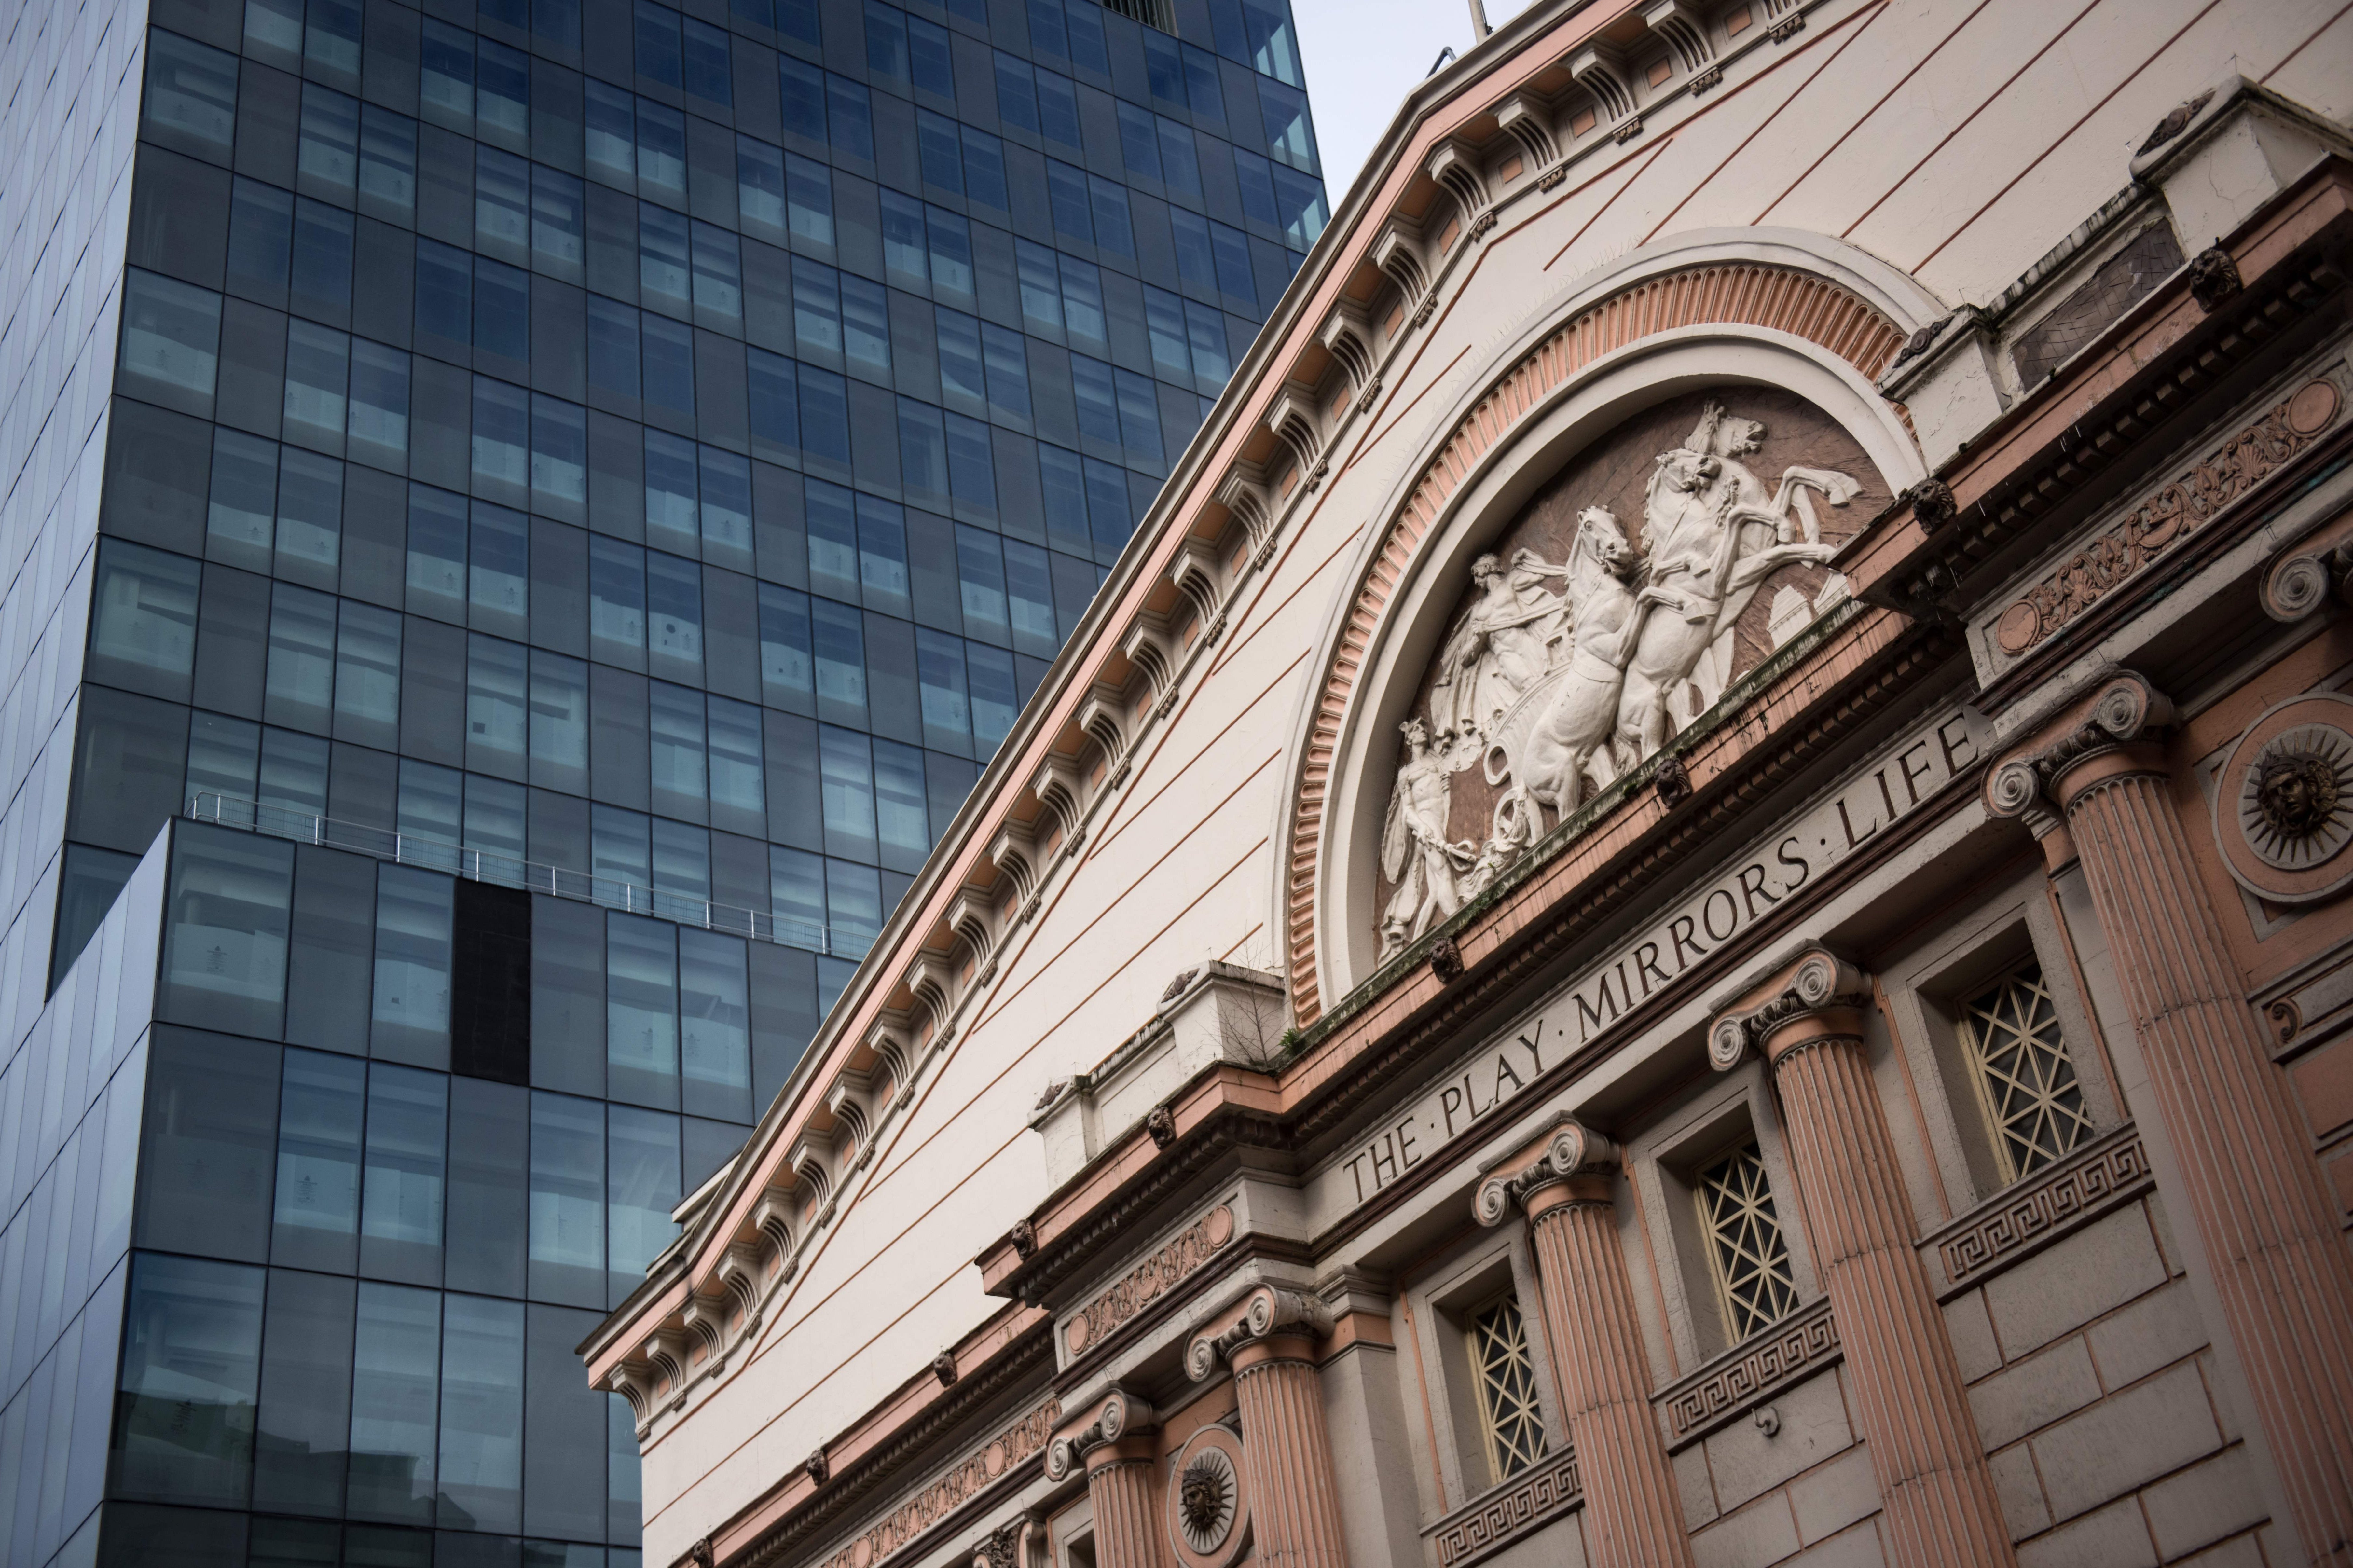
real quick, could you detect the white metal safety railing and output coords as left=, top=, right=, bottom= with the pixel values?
left=184, top=792, right=865, bottom=960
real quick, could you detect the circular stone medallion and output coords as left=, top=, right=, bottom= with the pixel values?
left=2213, top=692, right=2353, bottom=905
left=1166, top=1424, right=1251, bottom=1568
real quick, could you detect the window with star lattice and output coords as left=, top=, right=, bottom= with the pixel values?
left=1696, top=1141, right=1798, bottom=1343
left=1959, top=958, right=2095, bottom=1182
left=1466, top=1293, right=1547, bottom=1486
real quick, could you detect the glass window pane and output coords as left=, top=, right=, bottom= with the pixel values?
left=253, top=1269, right=355, bottom=1517
left=267, top=582, right=338, bottom=733
left=372, top=865, right=454, bottom=1067
left=871, top=738, right=927, bottom=872
left=757, top=584, right=814, bottom=711
left=113, top=1255, right=265, bottom=1506
left=606, top=1107, right=679, bottom=1307
left=913, top=627, right=970, bottom=755
left=528, top=1093, right=605, bottom=1306
left=966, top=641, right=1017, bottom=757
left=89, top=539, right=201, bottom=698
left=649, top=681, right=708, bottom=819
left=120, top=268, right=222, bottom=411
left=437, top=1295, right=523, bottom=1533
left=646, top=550, right=703, bottom=670
left=361, top=106, right=419, bottom=225
left=348, top=1281, right=440, bottom=1522
left=680, top=932, right=751, bottom=1122
left=136, top=1026, right=282, bottom=1265
left=699, top=447, right=752, bottom=565
left=471, top=502, right=531, bottom=630
left=529, top=650, right=591, bottom=795
left=589, top=536, right=647, bottom=653
left=810, top=596, right=866, bottom=724
left=467, top=633, right=530, bottom=781
left=818, top=726, right=875, bottom=863
left=334, top=600, right=402, bottom=748
left=824, top=859, right=880, bottom=958
left=273, top=1048, right=366, bottom=1271
left=607, top=915, right=679, bottom=1110
left=706, top=695, right=764, bottom=836
left=285, top=321, right=352, bottom=454
left=160, top=822, right=293, bottom=1038
left=644, top=430, right=698, bottom=553
left=361, top=1062, right=448, bottom=1284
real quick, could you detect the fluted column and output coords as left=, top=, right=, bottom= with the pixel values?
left=1044, top=1389, right=1161, bottom=1568
left=1083, top=1441, right=1160, bottom=1568
left=1189, top=1286, right=1349, bottom=1568
left=1992, top=673, right=2353, bottom=1561
left=1714, top=952, right=2016, bottom=1568
left=1476, top=1118, right=1693, bottom=1568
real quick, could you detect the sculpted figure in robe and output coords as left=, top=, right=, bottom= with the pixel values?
left=1379, top=718, right=1475, bottom=960
left=1425, top=550, right=1571, bottom=744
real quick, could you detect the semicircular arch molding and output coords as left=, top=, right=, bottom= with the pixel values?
left=1279, top=255, right=1926, bottom=1023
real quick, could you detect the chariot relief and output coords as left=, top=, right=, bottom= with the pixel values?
left=1379, top=390, right=1885, bottom=961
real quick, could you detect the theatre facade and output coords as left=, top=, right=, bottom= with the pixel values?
left=583, top=2, right=2353, bottom=1565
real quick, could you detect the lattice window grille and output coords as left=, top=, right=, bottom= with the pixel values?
left=1697, top=1141, right=1799, bottom=1343
left=1467, top=1294, right=1547, bottom=1486
left=1960, top=958, right=2096, bottom=1182
left=1093, top=0, right=1175, bottom=35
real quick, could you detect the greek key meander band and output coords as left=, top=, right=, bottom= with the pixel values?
left=1660, top=1297, right=1839, bottom=1444
left=1934, top=1126, right=2152, bottom=1291
left=1427, top=1445, right=1584, bottom=1568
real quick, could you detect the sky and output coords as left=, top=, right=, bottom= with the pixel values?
left=1291, top=0, right=1534, bottom=209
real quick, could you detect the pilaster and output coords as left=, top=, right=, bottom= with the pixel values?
left=1713, top=951, right=2017, bottom=1568
left=1475, top=1116, right=1693, bottom=1568
left=1988, top=671, right=2353, bottom=1561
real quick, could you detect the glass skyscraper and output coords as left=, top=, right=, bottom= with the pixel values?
left=0, top=0, right=1325, bottom=1556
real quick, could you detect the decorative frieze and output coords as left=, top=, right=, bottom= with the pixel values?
left=815, top=1398, right=1060, bottom=1568
left=1062, top=1205, right=1235, bottom=1357
left=1424, top=1445, right=1582, bottom=1568
left=1990, top=377, right=2342, bottom=658
left=1657, top=1298, right=1839, bottom=1447
left=1930, top=1124, right=2152, bottom=1294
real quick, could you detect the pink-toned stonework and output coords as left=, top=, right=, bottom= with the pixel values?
left=581, top=7, right=2353, bottom=1568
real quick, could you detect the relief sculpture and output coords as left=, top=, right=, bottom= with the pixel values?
left=1378, top=394, right=1876, bottom=961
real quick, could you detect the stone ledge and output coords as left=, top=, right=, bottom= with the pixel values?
left=1921, top=1123, right=2153, bottom=1299
left=1653, top=1297, right=1841, bottom=1452
left=1421, top=1444, right=1583, bottom=1568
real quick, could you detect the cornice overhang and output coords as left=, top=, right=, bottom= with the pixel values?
left=1841, top=159, right=2353, bottom=646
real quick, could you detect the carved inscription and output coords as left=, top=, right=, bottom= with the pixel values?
left=1994, top=381, right=2342, bottom=657
left=1324, top=707, right=1977, bottom=1221
left=1426, top=1445, right=1582, bottom=1567
left=1063, top=1206, right=1236, bottom=1356
left=1937, top=1128, right=2152, bottom=1289
left=1662, top=1299, right=1838, bottom=1441
left=816, top=1399, right=1060, bottom=1568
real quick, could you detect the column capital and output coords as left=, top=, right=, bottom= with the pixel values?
left=1986, top=671, right=2176, bottom=819
left=1709, top=946, right=1871, bottom=1072
left=1473, top=1113, right=1620, bottom=1225
left=1186, top=1285, right=1331, bottom=1381
left=1043, top=1387, right=1159, bottom=1481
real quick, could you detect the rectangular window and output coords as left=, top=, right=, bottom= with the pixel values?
left=818, top=725, right=877, bottom=863
left=467, top=633, right=530, bottom=780
left=645, top=429, right=700, bottom=552
left=692, top=220, right=744, bottom=324
left=160, top=823, right=293, bottom=1038
left=702, top=447, right=754, bottom=565
left=872, top=737, right=928, bottom=871
left=1035, top=68, right=1080, bottom=149
left=590, top=536, right=647, bottom=654
left=284, top=320, right=351, bottom=455
left=530, top=649, right=591, bottom=794
left=265, top=581, right=338, bottom=734
left=437, top=1293, right=524, bottom=1533
left=360, top=105, right=419, bottom=225
left=917, top=109, right=963, bottom=194
left=770, top=846, right=826, bottom=949
left=529, top=1092, right=606, bottom=1306
left=637, top=98, right=689, bottom=196
left=635, top=0, right=683, bottom=85
left=608, top=914, right=681, bottom=1109
left=1117, top=101, right=1161, bottom=181
left=585, top=80, right=636, bottom=187
left=89, top=538, right=201, bottom=700
left=1159, top=117, right=1203, bottom=198
left=608, top=1106, right=681, bottom=1306
left=372, top=865, right=455, bottom=1067
left=114, top=1255, right=265, bottom=1506
left=907, top=11, right=954, bottom=96
left=993, top=52, right=1038, bottom=134
left=739, top=137, right=787, bottom=241
left=421, top=20, right=475, bottom=128
left=360, top=1061, right=449, bottom=1284
left=1696, top=1140, right=1798, bottom=1343
left=779, top=56, right=827, bottom=143
left=787, top=153, right=835, bottom=248
left=880, top=192, right=928, bottom=287
left=120, top=268, right=222, bottom=415
left=963, top=129, right=1008, bottom=212
left=708, top=694, right=766, bottom=835
left=682, top=16, right=733, bottom=106
left=650, top=681, right=709, bottom=819
left=758, top=584, right=815, bottom=711
left=348, top=1280, right=441, bottom=1521
left=533, top=166, right=587, bottom=280
left=253, top=1269, right=355, bottom=1517
left=1960, top=959, right=2096, bottom=1181
left=299, top=83, right=361, bottom=198
left=827, top=73, right=875, bottom=162
left=1467, top=1294, right=1546, bottom=1486
left=680, top=931, right=753, bottom=1122
left=273, top=1049, right=366, bottom=1272
left=335, top=601, right=402, bottom=749
left=647, top=549, right=705, bottom=672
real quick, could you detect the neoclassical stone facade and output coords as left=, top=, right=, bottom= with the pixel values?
left=584, top=5, right=2353, bottom=1567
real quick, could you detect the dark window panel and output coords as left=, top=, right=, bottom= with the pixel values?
left=288, top=843, right=379, bottom=1050
left=364, top=0, right=422, bottom=111
left=528, top=896, right=606, bottom=1096
left=590, top=662, right=653, bottom=807
left=763, top=708, right=821, bottom=850
left=269, top=1046, right=367, bottom=1271
left=522, top=1302, right=609, bottom=1536
left=399, top=614, right=468, bottom=763
left=102, top=398, right=213, bottom=553
left=746, top=939, right=816, bottom=1100
left=135, top=1023, right=283, bottom=1262
left=253, top=1268, right=357, bottom=1515
left=113, top=1256, right=267, bottom=1511
left=530, top=516, right=592, bottom=654
left=452, top=880, right=533, bottom=1083
left=130, top=147, right=233, bottom=290
left=343, top=466, right=409, bottom=608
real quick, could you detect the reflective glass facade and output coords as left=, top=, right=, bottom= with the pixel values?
left=0, top=0, right=1322, bottom=1554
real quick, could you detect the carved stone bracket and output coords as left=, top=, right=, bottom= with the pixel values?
left=1472, top=1115, right=1619, bottom=1224
left=2189, top=245, right=2243, bottom=311
left=1044, top=1388, right=1159, bottom=1482
left=1185, top=1286, right=1333, bottom=1381
left=1707, top=947, right=1870, bottom=1071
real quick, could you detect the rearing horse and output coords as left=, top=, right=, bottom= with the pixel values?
left=1516, top=506, right=1645, bottom=821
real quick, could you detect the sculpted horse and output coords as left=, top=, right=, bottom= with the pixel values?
left=1612, top=446, right=1852, bottom=760
left=1516, top=506, right=1646, bottom=820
